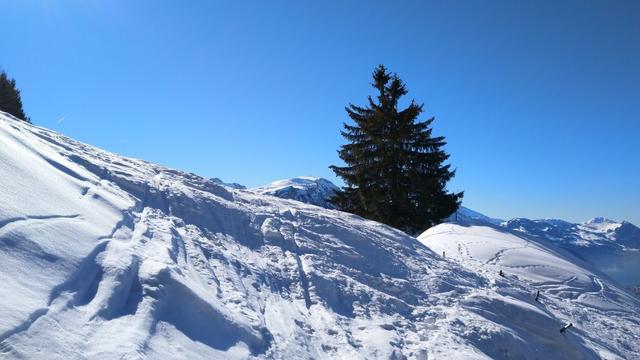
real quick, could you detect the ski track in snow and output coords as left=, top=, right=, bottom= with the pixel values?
left=419, top=224, right=640, bottom=359
left=0, top=112, right=639, bottom=359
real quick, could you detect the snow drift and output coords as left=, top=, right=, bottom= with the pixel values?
left=0, top=112, right=639, bottom=359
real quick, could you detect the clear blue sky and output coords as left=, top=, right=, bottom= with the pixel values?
left=2, top=1, right=639, bottom=224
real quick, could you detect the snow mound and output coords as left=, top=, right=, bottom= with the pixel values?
left=252, top=177, right=339, bottom=209
left=1, top=112, right=639, bottom=359
left=419, top=224, right=640, bottom=359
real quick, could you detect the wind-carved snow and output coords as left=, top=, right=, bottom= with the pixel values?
left=0, top=114, right=474, bottom=358
left=1, top=112, right=639, bottom=359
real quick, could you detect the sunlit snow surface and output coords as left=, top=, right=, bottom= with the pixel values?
left=419, top=224, right=640, bottom=359
left=0, top=112, right=638, bottom=359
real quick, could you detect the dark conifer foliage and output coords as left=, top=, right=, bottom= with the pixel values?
left=330, top=65, right=462, bottom=234
left=0, top=71, right=30, bottom=123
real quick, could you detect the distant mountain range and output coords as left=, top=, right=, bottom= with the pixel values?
left=451, top=207, right=640, bottom=288
left=451, top=207, right=640, bottom=249
left=504, top=216, right=640, bottom=250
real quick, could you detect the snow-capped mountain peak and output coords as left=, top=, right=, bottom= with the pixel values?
left=581, top=217, right=622, bottom=232
left=251, top=176, right=339, bottom=209
left=585, top=216, right=614, bottom=224
left=209, top=177, right=247, bottom=190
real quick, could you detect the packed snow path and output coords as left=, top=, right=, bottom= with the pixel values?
left=0, top=112, right=639, bottom=359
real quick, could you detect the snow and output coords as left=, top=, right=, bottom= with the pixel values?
left=499, top=215, right=640, bottom=288
left=210, top=177, right=247, bottom=190
left=1, top=111, right=639, bottom=359
left=251, top=177, right=339, bottom=209
left=450, top=206, right=640, bottom=288
left=503, top=216, right=638, bottom=249
left=582, top=217, right=621, bottom=232
left=419, top=224, right=640, bottom=359
left=449, top=207, right=504, bottom=226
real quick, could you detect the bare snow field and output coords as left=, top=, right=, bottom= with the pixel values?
left=0, top=112, right=638, bottom=359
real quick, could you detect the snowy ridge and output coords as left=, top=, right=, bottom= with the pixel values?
left=251, top=177, right=339, bottom=209
left=210, top=177, right=247, bottom=190
left=0, top=112, right=639, bottom=359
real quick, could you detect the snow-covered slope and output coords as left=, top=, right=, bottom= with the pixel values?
left=1, top=112, right=639, bottom=359
left=251, top=177, right=339, bottom=209
left=419, top=224, right=640, bottom=359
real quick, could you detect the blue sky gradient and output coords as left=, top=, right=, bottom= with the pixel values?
left=2, top=1, right=639, bottom=223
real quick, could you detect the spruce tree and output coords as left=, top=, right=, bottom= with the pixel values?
left=330, top=65, right=462, bottom=234
left=0, top=71, right=29, bottom=122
